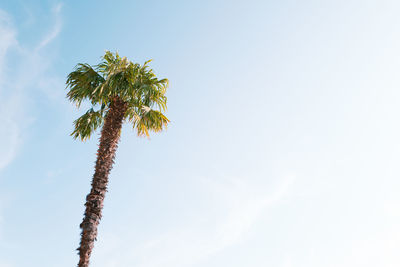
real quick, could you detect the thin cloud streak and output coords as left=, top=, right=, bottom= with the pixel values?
left=36, top=3, right=63, bottom=51
left=138, top=174, right=294, bottom=267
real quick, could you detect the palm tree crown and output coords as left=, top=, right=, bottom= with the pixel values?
left=66, top=51, right=169, bottom=140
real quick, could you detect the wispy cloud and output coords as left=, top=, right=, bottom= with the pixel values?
left=0, top=3, right=63, bottom=172
left=36, top=3, right=63, bottom=51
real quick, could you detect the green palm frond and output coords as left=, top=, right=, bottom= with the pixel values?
left=129, top=106, right=170, bottom=137
left=71, top=108, right=105, bottom=141
left=66, top=64, right=105, bottom=107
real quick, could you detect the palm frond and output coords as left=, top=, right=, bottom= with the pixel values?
left=71, top=108, right=106, bottom=141
left=66, top=64, right=105, bottom=107
left=131, top=106, right=170, bottom=137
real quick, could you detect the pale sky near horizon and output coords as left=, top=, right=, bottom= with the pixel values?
left=1, top=1, right=400, bottom=266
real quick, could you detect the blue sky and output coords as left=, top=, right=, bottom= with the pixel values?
left=1, top=1, right=400, bottom=266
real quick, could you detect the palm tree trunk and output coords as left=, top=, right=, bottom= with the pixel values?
left=77, top=97, right=127, bottom=267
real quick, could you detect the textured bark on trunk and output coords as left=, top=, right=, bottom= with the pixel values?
left=77, top=98, right=127, bottom=267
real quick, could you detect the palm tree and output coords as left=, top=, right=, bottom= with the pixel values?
left=66, top=51, right=169, bottom=267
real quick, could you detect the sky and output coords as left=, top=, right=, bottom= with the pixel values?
left=0, top=0, right=400, bottom=266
